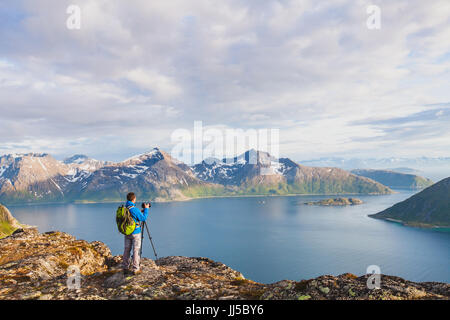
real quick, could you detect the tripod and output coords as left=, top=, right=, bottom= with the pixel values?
left=140, top=221, right=158, bottom=260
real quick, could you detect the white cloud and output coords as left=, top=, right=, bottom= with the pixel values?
left=0, top=0, right=449, bottom=160
left=126, top=68, right=182, bottom=100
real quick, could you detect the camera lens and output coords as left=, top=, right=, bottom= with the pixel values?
left=141, top=202, right=151, bottom=208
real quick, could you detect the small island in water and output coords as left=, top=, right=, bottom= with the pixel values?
left=304, top=197, right=363, bottom=206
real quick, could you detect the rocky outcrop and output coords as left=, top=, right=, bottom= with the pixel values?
left=0, top=204, right=23, bottom=238
left=304, top=197, right=363, bottom=206
left=0, top=228, right=448, bottom=300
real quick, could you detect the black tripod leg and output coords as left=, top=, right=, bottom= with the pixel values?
left=144, top=222, right=158, bottom=260
left=140, top=222, right=144, bottom=260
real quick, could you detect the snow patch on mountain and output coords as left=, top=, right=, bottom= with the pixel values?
left=64, top=155, right=89, bottom=165
left=0, top=165, right=9, bottom=177
left=121, top=173, right=138, bottom=179
left=122, top=148, right=162, bottom=164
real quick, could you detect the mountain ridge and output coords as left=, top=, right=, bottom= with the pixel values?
left=0, top=148, right=392, bottom=205
left=369, top=177, right=450, bottom=228
left=351, top=169, right=434, bottom=189
left=193, top=150, right=391, bottom=196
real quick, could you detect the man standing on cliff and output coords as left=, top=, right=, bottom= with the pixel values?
left=122, top=192, right=150, bottom=275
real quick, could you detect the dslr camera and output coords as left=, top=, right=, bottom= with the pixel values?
left=141, top=202, right=152, bottom=209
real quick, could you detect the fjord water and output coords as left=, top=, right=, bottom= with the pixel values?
left=11, top=190, right=450, bottom=284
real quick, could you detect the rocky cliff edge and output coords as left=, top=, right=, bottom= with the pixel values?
left=0, top=228, right=448, bottom=300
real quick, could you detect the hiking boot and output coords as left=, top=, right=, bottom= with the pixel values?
left=123, top=268, right=133, bottom=275
left=131, top=269, right=142, bottom=275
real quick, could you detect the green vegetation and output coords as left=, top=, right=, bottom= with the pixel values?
left=203, top=177, right=390, bottom=198
left=370, top=177, right=450, bottom=227
left=294, top=280, right=311, bottom=291
left=180, top=185, right=228, bottom=198
left=69, top=178, right=390, bottom=203
left=351, top=169, right=433, bottom=189
left=0, top=204, right=22, bottom=239
left=0, top=189, right=64, bottom=205
left=0, top=221, right=17, bottom=239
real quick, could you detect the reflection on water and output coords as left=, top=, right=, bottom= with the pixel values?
left=10, top=190, right=450, bottom=284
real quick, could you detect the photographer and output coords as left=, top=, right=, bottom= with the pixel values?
left=122, top=192, right=149, bottom=275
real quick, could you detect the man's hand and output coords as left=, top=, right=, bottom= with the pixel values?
left=144, top=203, right=150, bottom=209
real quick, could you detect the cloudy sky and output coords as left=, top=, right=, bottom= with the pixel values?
left=0, top=0, right=449, bottom=162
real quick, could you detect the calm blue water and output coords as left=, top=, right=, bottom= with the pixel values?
left=10, top=190, right=450, bottom=284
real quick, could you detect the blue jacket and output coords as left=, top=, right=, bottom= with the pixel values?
left=125, top=200, right=149, bottom=234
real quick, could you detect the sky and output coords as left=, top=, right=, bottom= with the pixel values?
left=0, top=0, right=449, bottom=163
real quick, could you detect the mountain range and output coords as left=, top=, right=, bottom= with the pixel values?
left=369, top=177, right=450, bottom=228
left=193, top=150, right=392, bottom=196
left=0, top=148, right=392, bottom=205
left=298, top=156, right=450, bottom=169
left=298, top=157, right=450, bottom=183
left=350, top=169, right=434, bottom=189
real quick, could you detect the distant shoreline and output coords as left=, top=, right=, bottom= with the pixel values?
left=4, top=190, right=398, bottom=207
left=369, top=215, right=450, bottom=231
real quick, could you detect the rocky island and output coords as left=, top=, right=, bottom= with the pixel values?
left=304, top=197, right=363, bottom=206
left=0, top=204, right=25, bottom=238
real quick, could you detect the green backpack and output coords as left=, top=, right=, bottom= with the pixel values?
left=116, top=205, right=137, bottom=235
